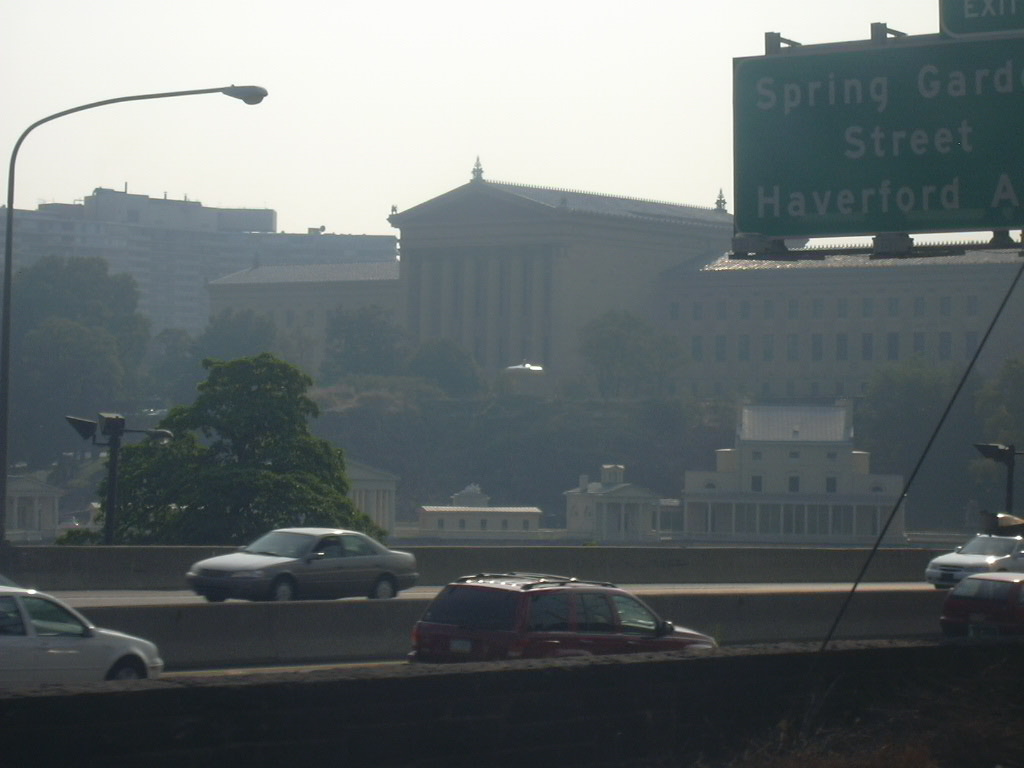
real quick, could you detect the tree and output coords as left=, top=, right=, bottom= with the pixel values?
left=110, top=353, right=382, bottom=544
left=578, top=310, right=683, bottom=398
left=856, top=359, right=982, bottom=530
left=9, top=256, right=150, bottom=468
left=405, top=339, right=484, bottom=398
left=321, top=305, right=406, bottom=383
left=193, top=309, right=275, bottom=365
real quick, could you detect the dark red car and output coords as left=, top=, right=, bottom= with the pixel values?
left=940, top=571, right=1024, bottom=639
left=408, top=573, right=717, bottom=663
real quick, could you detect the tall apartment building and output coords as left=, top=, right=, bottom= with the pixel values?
left=1, top=187, right=396, bottom=335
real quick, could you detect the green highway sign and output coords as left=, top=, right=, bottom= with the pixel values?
left=733, top=34, right=1024, bottom=239
left=941, top=0, right=1024, bottom=37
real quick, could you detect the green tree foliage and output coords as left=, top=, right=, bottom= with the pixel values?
left=578, top=310, right=684, bottom=398
left=976, top=358, right=1024, bottom=445
left=110, top=353, right=382, bottom=544
left=10, top=256, right=149, bottom=468
left=321, top=305, right=407, bottom=382
left=141, top=328, right=199, bottom=406
left=856, top=360, right=983, bottom=529
left=405, top=339, right=484, bottom=398
left=193, top=309, right=275, bottom=365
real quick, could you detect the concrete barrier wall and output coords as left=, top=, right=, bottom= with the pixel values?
left=80, top=588, right=946, bottom=670
left=0, top=544, right=940, bottom=591
left=1, top=642, right=1013, bottom=767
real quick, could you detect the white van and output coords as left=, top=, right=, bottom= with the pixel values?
left=924, top=534, right=1024, bottom=588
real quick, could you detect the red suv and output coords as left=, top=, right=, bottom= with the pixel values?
left=408, top=573, right=717, bottom=663
left=940, top=571, right=1024, bottom=638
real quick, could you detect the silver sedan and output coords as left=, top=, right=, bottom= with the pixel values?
left=185, top=527, right=419, bottom=602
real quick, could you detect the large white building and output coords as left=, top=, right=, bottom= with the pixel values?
left=678, top=403, right=905, bottom=545
left=2, top=187, right=396, bottom=335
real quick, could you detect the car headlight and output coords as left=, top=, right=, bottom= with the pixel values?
left=231, top=570, right=265, bottom=579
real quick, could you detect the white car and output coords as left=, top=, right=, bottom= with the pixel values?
left=924, top=534, right=1024, bottom=588
left=0, top=586, right=163, bottom=688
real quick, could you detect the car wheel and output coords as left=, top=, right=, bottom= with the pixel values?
left=369, top=576, right=397, bottom=599
left=204, top=593, right=227, bottom=603
left=268, top=576, right=296, bottom=601
left=106, top=657, right=146, bottom=681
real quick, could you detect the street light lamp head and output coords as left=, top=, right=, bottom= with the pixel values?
left=974, top=442, right=1014, bottom=464
left=221, top=85, right=268, bottom=105
left=145, top=429, right=174, bottom=445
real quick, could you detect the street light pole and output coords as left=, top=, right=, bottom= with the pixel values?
left=66, top=413, right=172, bottom=545
left=974, top=442, right=1022, bottom=516
left=0, top=85, right=267, bottom=546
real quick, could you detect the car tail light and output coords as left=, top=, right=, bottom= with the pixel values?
left=410, top=624, right=421, bottom=651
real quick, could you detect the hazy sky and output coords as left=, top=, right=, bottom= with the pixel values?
left=3, top=1, right=941, bottom=236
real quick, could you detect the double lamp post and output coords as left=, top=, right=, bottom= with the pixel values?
left=0, top=85, right=267, bottom=546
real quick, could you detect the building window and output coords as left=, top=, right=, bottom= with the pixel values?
left=716, top=300, right=728, bottom=320
left=788, top=299, right=799, bottom=319
left=751, top=475, right=763, bottom=492
left=886, top=332, right=899, bottom=360
left=861, top=333, right=874, bottom=361
left=740, top=300, right=751, bottom=319
left=913, top=296, right=926, bottom=316
left=437, top=519, right=444, bottom=529
left=833, top=505, right=854, bottom=535
left=762, top=335, right=774, bottom=361
left=738, top=334, right=750, bottom=361
left=691, top=336, right=703, bottom=362
left=913, top=332, right=926, bottom=356
left=669, top=302, right=679, bottom=321
left=715, top=335, right=727, bottom=362
left=763, top=299, right=774, bottom=319
left=939, top=296, right=952, bottom=316
left=967, top=295, right=979, bottom=316
left=836, top=333, right=848, bottom=361
left=735, top=503, right=757, bottom=533
left=788, top=476, right=800, bottom=492
left=939, top=332, right=952, bottom=360
left=887, top=297, right=900, bottom=317
left=787, top=334, right=799, bottom=361
left=812, top=298, right=823, bottom=319
left=861, top=297, right=874, bottom=318
left=789, top=450, right=800, bottom=459
left=752, top=450, right=762, bottom=460
left=760, top=504, right=781, bottom=534
left=826, top=477, right=838, bottom=493
left=501, top=519, right=509, bottom=530
left=811, top=333, right=823, bottom=361
left=480, top=519, right=487, bottom=530
left=827, top=451, right=837, bottom=460
left=522, top=519, right=530, bottom=530
left=692, top=302, right=703, bottom=320
left=965, top=331, right=979, bottom=358
left=837, top=298, right=848, bottom=318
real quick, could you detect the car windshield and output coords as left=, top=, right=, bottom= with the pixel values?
left=243, top=531, right=314, bottom=559
left=422, top=586, right=518, bottom=630
left=951, top=578, right=1017, bottom=601
left=959, top=537, right=1019, bottom=556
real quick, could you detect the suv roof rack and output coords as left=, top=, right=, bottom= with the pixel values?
left=455, top=572, right=619, bottom=590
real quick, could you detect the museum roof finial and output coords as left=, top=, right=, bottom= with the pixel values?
left=471, top=157, right=484, bottom=182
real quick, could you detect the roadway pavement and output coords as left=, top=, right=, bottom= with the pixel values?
left=51, top=582, right=935, bottom=608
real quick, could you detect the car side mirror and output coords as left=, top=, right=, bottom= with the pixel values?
left=658, top=620, right=675, bottom=637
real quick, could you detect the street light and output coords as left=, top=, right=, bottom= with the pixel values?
left=0, top=85, right=267, bottom=546
left=974, top=442, right=1023, bottom=516
left=65, top=413, right=173, bottom=545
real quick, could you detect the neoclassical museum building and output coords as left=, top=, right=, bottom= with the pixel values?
left=211, top=161, right=1024, bottom=400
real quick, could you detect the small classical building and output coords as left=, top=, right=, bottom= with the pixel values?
left=564, top=465, right=664, bottom=543
left=414, top=484, right=543, bottom=540
left=677, top=403, right=905, bottom=545
left=4, top=475, right=64, bottom=543
left=346, top=460, right=399, bottom=535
